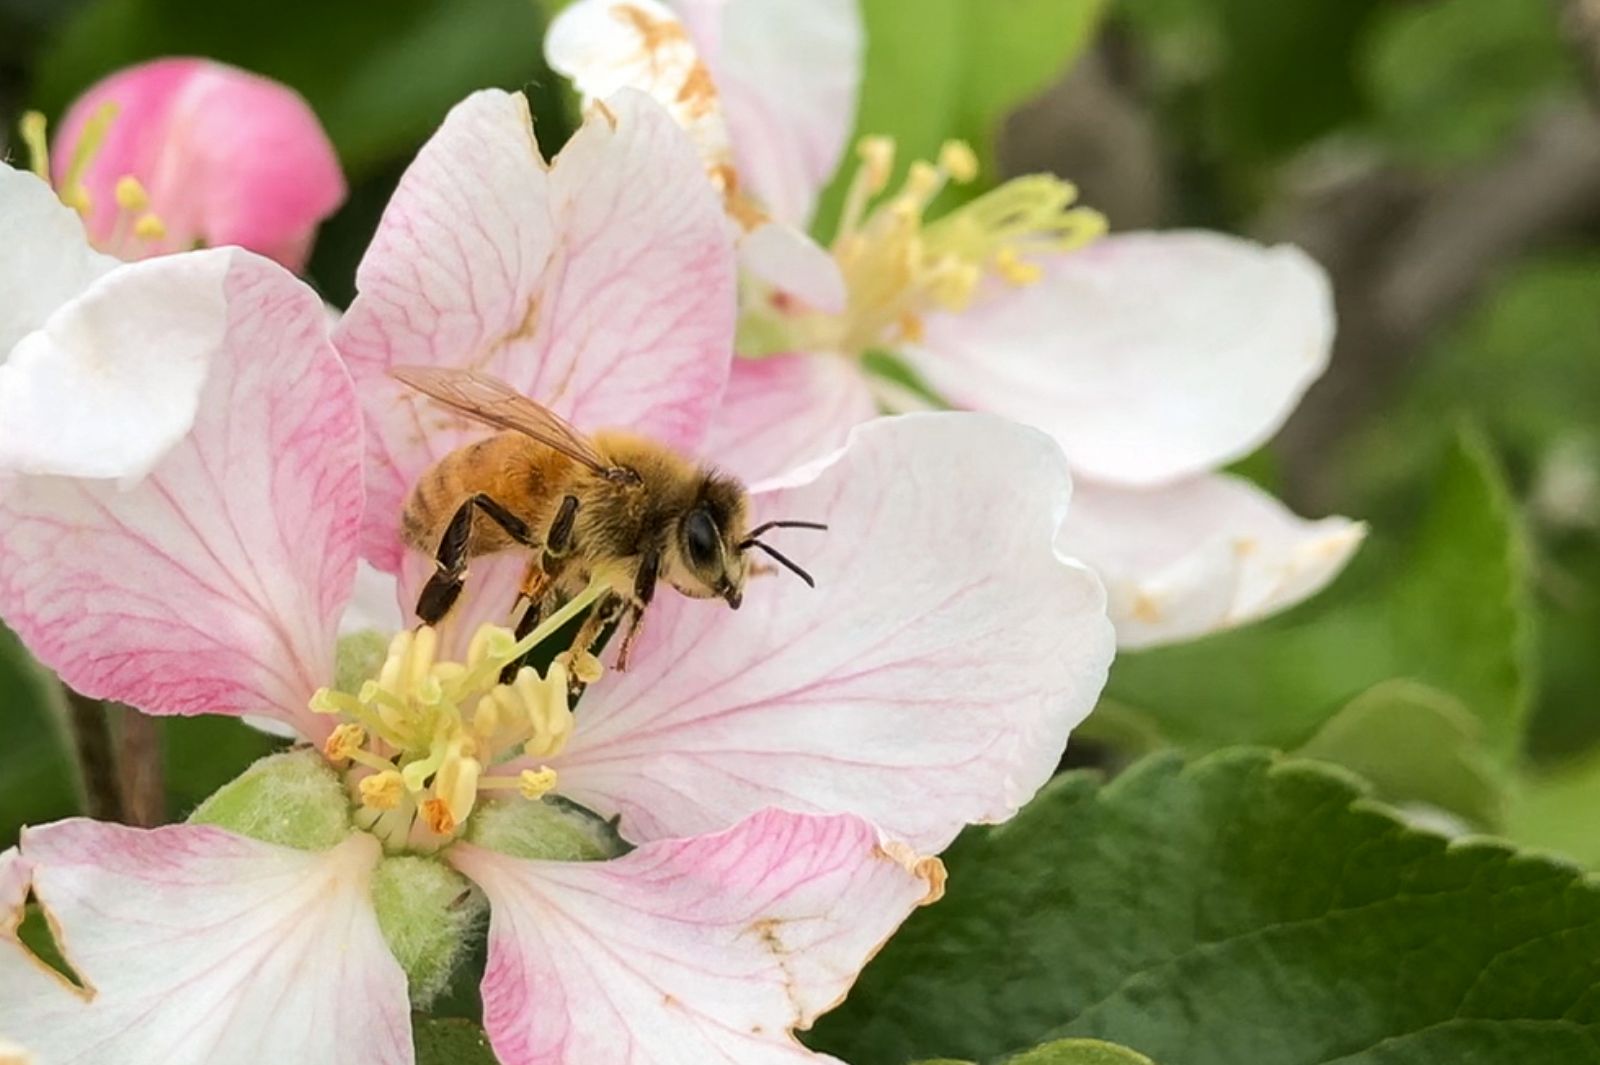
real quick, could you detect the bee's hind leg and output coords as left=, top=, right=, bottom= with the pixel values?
left=415, top=493, right=537, bottom=627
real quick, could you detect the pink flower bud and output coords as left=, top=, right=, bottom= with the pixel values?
left=51, top=57, right=346, bottom=270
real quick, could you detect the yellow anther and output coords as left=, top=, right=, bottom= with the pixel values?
left=994, top=247, right=1043, bottom=286
left=60, top=184, right=91, bottom=216
left=133, top=213, right=166, bottom=241
left=19, top=111, right=49, bottom=181
left=433, top=750, right=482, bottom=828
left=114, top=175, right=149, bottom=212
left=420, top=797, right=456, bottom=836
left=567, top=650, right=603, bottom=685
left=324, top=722, right=368, bottom=763
left=901, top=160, right=942, bottom=206
left=519, top=766, right=559, bottom=800
left=359, top=770, right=405, bottom=811
left=938, top=140, right=979, bottom=184
left=858, top=135, right=896, bottom=194
left=309, top=687, right=348, bottom=715
left=897, top=312, right=925, bottom=344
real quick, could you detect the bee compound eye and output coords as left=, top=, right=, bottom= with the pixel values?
left=685, top=508, right=719, bottom=568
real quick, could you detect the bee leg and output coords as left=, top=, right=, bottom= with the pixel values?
left=615, top=604, right=647, bottom=672
left=416, top=494, right=537, bottom=626
left=565, top=593, right=627, bottom=698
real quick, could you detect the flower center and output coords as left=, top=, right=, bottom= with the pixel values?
left=309, top=581, right=606, bottom=853
left=740, top=136, right=1106, bottom=358
left=18, top=107, right=170, bottom=256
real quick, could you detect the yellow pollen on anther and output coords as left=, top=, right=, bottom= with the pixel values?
left=746, top=134, right=1107, bottom=358
left=133, top=213, right=167, bottom=241
left=305, top=580, right=608, bottom=852
left=360, top=770, right=405, bottom=811
left=519, top=767, right=559, bottom=800
left=324, top=723, right=368, bottom=763
left=114, top=175, right=150, bottom=212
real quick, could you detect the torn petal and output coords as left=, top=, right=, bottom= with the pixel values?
left=339, top=88, right=734, bottom=573
left=450, top=809, right=938, bottom=1065
left=0, top=824, right=410, bottom=1065
left=1060, top=473, right=1365, bottom=649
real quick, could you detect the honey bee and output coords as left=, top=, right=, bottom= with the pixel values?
left=393, top=366, right=825, bottom=676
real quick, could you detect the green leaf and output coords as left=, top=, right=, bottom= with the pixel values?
left=1295, top=679, right=1505, bottom=829
left=814, top=0, right=1105, bottom=235
left=921, top=1038, right=1156, bottom=1065
left=810, top=749, right=1600, bottom=1065
left=32, top=0, right=554, bottom=179
left=1507, top=745, right=1600, bottom=868
left=412, top=1017, right=498, bottom=1065
left=0, top=627, right=81, bottom=848
left=1108, top=429, right=1533, bottom=785
left=1362, top=0, right=1577, bottom=166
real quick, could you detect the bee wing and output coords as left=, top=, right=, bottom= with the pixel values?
left=390, top=366, right=611, bottom=474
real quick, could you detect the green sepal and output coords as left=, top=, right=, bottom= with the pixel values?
left=372, top=855, right=484, bottom=1009
left=187, top=748, right=351, bottom=850
left=464, top=794, right=629, bottom=862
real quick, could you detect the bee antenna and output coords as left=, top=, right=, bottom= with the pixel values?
left=742, top=540, right=816, bottom=588
left=742, top=519, right=828, bottom=542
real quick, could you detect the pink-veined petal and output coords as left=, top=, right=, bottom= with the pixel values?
left=674, top=0, right=862, bottom=226
left=0, top=167, right=117, bottom=357
left=0, top=251, right=361, bottom=740
left=740, top=220, right=847, bottom=313
left=907, top=230, right=1336, bottom=486
left=1060, top=473, right=1366, bottom=649
left=450, top=808, right=941, bottom=1065
left=0, top=823, right=409, bottom=1065
left=702, top=350, right=876, bottom=482
left=551, top=413, right=1114, bottom=852
left=52, top=58, right=345, bottom=271
left=337, top=88, right=734, bottom=572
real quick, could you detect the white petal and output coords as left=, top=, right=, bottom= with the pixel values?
left=702, top=351, right=877, bottom=482
left=1059, top=473, right=1366, bottom=649
left=674, top=0, right=863, bottom=225
left=450, top=809, right=940, bottom=1065
left=0, top=166, right=116, bottom=357
left=740, top=220, right=847, bottom=313
left=0, top=249, right=232, bottom=483
left=909, top=230, right=1336, bottom=486
left=0, top=824, right=410, bottom=1065
left=553, top=413, right=1115, bottom=852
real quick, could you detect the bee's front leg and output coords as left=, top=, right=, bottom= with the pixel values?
left=615, top=603, right=647, bottom=672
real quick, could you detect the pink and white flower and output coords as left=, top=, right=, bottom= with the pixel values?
left=30, top=57, right=344, bottom=269
left=546, top=0, right=1365, bottom=649
left=0, top=87, right=1110, bottom=1061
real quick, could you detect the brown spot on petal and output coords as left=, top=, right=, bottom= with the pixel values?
left=1131, top=591, right=1164, bottom=624
left=677, top=60, right=719, bottom=118
left=726, top=186, right=769, bottom=232
left=875, top=842, right=947, bottom=905
left=614, top=3, right=690, bottom=77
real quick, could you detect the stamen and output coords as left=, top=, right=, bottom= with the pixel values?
left=519, top=767, right=558, bottom=800
left=938, top=140, right=979, bottom=185
left=19, top=112, right=50, bottom=181
left=324, top=723, right=368, bottom=763
left=360, top=770, right=405, bottom=811
left=114, top=175, right=150, bottom=212
left=59, top=103, right=119, bottom=217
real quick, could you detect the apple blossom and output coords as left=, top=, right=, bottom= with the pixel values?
left=546, top=0, right=1366, bottom=649
left=0, top=89, right=1111, bottom=1061
left=22, top=57, right=344, bottom=269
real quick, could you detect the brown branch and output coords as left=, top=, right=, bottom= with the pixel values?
left=63, top=689, right=124, bottom=822
left=116, top=710, right=165, bottom=827
left=1267, top=104, right=1600, bottom=509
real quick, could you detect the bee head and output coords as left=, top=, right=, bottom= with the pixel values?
left=675, top=473, right=751, bottom=609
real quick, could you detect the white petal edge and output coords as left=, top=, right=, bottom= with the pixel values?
left=450, top=808, right=941, bottom=1065
left=1059, top=472, right=1366, bottom=649
left=908, top=230, right=1337, bottom=486
left=0, top=166, right=117, bottom=358
left=0, top=824, right=410, bottom=1065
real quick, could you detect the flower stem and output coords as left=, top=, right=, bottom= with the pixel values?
left=116, top=709, right=165, bottom=827
left=63, top=688, right=124, bottom=822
